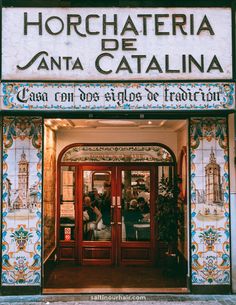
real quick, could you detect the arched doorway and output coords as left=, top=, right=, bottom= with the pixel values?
left=57, top=143, right=176, bottom=266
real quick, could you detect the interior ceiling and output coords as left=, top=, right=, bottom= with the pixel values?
left=45, top=119, right=186, bottom=131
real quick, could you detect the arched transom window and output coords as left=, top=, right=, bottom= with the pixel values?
left=61, top=144, right=174, bottom=163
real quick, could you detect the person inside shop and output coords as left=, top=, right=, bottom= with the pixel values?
left=137, top=196, right=150, bottom=214
left=138, top=185, right=150, bottom=203
left=136, top=197, right=150, bottom=240
left=83, top=195, right=102, bottom=240
left=124, top=198, right=143, bottom=241
left=101, top=182, right=112, bottom=230
left=90, top=188, right=102, bottom=209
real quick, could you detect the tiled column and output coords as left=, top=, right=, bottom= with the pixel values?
left=1, top=116, right=42, bottom=293
left=228, top=114, right=236, bottom=292
left=190, top=117, right=231, bottom=293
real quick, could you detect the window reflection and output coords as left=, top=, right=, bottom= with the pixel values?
left=83, top=171, right=112, bottom=241
left=122, top=170, right=151, bottom=242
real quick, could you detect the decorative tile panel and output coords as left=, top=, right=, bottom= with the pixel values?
left=61, top=144, right=174, bottom=163
left=1, top=83, right=235, bottom=111
left=190, top=118, right=230, bottom=285
left=1, top=117, right=42, bottom=286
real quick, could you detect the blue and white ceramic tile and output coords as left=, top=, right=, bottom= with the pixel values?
left=190, top=118, right=230, bottom=285
left=1, top=117, right=42, bottom=286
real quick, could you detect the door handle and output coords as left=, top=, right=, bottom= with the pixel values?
left=117, top=196, right=122, bottom=226
left=111, top=196, right=116, bottom=224
left=112, top=196, right=116, bottom=207
left=117, top=196, right=121, bottom=207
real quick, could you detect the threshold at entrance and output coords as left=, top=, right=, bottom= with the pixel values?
left=43, top=263, right=188, bottom=294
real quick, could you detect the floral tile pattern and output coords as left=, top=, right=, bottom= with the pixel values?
left=190, top=118, right=230, bottom=285
left=62, top=145, right=173, bottom=163
left=1, top=117, right=42, bottom=286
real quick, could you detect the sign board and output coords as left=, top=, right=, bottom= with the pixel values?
left=1, top=83, right=234, bottom=111
left=2, top=8, right=232, bottom=80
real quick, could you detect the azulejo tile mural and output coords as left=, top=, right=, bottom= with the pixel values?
left=190, top=117, right=230, bottom=285
left=1, top=82, right=235, bottom=111
left=1, top=117, right=42, bottom=286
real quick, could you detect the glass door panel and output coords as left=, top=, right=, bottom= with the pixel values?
left=158, top=166, right=174, bottom=183
left=78, top=165, right=157, bottom=265
left=60, top=166, right=75, bottom=241
left=121, top=170, right=151, bottom=242
left=82, top=170, right=112, bottom=241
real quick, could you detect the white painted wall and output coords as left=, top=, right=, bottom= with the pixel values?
left=229, top=114, right=236, bottom=292
left=2, top=8, right=232, bottom=81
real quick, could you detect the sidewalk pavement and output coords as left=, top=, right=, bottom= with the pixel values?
left=0, top=294, right=236, bottom=305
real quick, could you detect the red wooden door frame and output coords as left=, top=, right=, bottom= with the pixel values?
left=78, top=165, right=116, bottom=265
left=116, top=165, right=156, bottom=266
left=57, top=162, right=160, bottom=266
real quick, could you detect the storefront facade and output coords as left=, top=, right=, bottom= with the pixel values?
left=0, top=2, right=236, bottom=295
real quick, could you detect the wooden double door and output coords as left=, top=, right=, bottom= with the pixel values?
left=78, top=165, right=156, bottom=266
